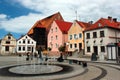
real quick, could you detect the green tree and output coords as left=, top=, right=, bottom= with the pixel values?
left=58, top=45, right=66, bottom=52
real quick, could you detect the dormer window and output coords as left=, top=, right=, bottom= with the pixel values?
left=98, top=23, right=102, bottom=27
left=8, top=36, right=11, bottom=39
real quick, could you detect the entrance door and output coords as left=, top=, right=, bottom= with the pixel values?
left=79, top=43, right=82, bottom=51
left=93, top=46, right=98, bottom=55
left=118, top=47, right=120, bottom=57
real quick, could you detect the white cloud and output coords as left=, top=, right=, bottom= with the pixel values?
left=14, top=0, right=120, bottom=21
left=0, top=14, right=7, bottom=20
left=1, top=0, right=120, bottom=34
left=0, top=13, right=47, bottom=33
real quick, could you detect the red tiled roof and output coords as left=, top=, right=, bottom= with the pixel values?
left=76, top=20, right=91, bottom=29
left=27, top=12, right=64, bottom=35
left=35, top=23, right=45, bottom=28
left=55, top=20, right=72, bottom=34
left=85, top=18, right=120, bottom=31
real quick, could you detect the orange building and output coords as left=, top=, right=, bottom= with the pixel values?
left=68, top=20, right=91, bottom=52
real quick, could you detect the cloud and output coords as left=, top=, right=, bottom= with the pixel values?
left=1, top=0, right=120, bottom=35
left=0, top=13, right=47, bottom=33
left=0, top=14, right=7, bottom=20
left=14, top=0, right=120, bottom=21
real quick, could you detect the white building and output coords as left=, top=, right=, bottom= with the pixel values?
left=0, top=33, right=16, bottom=55
left=84, top=17, right=120, bottom=60
left=16, top=35, right=36, bottom=55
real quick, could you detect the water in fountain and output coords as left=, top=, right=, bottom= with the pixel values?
left=11, top=50, right=63, bottom=75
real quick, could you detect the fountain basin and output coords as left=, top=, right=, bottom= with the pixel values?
left=9, top=64, right=63, bottom=75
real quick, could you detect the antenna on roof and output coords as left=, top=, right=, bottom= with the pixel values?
left=75, top=10, right=77, bottom=20
left=78, top=15, right=80, bottom=21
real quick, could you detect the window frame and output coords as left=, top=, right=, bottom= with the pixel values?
left=86, top=33, right=90, bottom=39
left=93, top=32, right=97, bottom=38
left=87, top=46, right=90, bottom=52
left=100, top=31, right=105, bottom=37
left=101, top=46, right=105, bottom=52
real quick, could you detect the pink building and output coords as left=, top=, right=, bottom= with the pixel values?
left=48, top=20, right=72, bottom=52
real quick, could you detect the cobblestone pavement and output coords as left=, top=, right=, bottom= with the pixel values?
left=0, top=56, right=120, bottom=80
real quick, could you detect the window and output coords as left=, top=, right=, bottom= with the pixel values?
left=23, top=46, right=25, bottom=51
left=28, top=40, right=30, bottom=44
left=27, top=47, right=31, bottom=51
left=55, top=43, right=58, bottom=48
left=51, top=29, right=53, bottom=33
left=55, top=27, right=57, bottom=32
left=79, top=33, right=82, bottom=38
left=93, top=32, right=97, bottom=38
left=87, top=46, right=90, bottom=52
left=8, top=36, right=11, bottom=39
left=51, top=36, right=53, bottom=41
left=23, top=40, right=25, bottom=44
left=6, top=41, right=10, bottom=44
left=98, top=23, right=102, bottom=27
left=70, top=44, right=72, bottom=48
left=74, top=43, right=77, bottom=48
left=69, top=35, right=72, bottom=40
left=56, top=35, right=58, bottom=40
left=5, top=46, right=9, bottom=51
left=86, top=33, right=90, bottom=39
left=74, top=34, right=78, bottom=39
left=100, top=31, right=105, bottom=37
left=18, top=46, right=21, bottom=51
left=19, top=41, right=21, bottom=44
left=101, top=46, right=105, bottom=52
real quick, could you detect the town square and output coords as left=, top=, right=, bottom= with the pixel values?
left=0, top=0, right=120, bottom=80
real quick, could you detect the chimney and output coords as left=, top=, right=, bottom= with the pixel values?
left=88, top=21, right=93, bottom=24
left=108, top=16, right=112, bottom=21
left=113, top=18, right=117, bottom=22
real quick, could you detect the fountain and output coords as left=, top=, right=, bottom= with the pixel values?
left=0, top=47, right=85, bottom=79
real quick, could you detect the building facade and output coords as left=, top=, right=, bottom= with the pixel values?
left=48, top=20, right=72, bottom=52
left=68, top=20, right=90, bottom=52
left=0, top=33, right=16, bottom=55
left=28, top=12, right=64, bottom=49
left=84, top=17, right=120, bottom=60
left=16, top=35, right=36, bottom=55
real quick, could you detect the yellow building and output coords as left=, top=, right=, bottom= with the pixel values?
left=68, top=20, right=91, bottom=52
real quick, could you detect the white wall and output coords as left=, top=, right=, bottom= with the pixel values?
left=16, top=35, right=36, bottom=54
left=85, top=27, right=120, bottom=58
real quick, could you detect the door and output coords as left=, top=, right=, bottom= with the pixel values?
left=118, top=47, right=120, bottom=57
left=108, top=47, right=112, bottom=59
left=79, top=43, right=82, bottom=51
left=93, top=46, right=98, bottom=55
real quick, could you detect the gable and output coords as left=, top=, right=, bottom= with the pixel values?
left=27, top=12, right=64, bottom=35
left=17, top=35, right=36, bottom=43
left=68, top=21, right=82, bottom=34
left=55, top=20, right=72, bottom=34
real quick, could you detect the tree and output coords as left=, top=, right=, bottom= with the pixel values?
left=58, top=45, right=66, bottom=52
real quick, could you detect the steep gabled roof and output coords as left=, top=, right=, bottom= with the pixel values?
left=55, top=20, right=72, bottom=34
left=76, top=20, right=91, bottom=29
left=85, top=18, right=120, bottom=31
left=27, top=12, right=64, bottom=35
left=17, top=34, right=35, bottom=42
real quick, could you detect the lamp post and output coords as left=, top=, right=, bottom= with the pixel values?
left=65, top=42, right=69, bottom=58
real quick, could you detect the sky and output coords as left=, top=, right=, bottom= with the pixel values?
left=0, top=0, right=120, bottom=39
